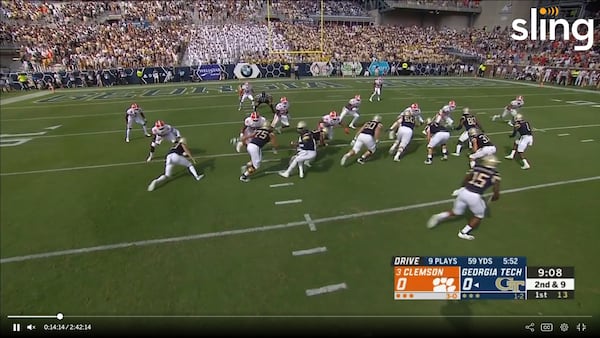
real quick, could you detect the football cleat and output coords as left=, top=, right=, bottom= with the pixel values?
left=125, top=138, right=129, bottom=143
left=426, top=214, right=440, bottom=229
left=521, top=164, right=531, bottom=170
left=357, top=157, right=365, bottom=164
left=424, top=159, right=432, bottom=165
left=278, top=171, right=290, bottom=178
left=239, top=175, right=250, bottom=182
left=504, top=155, right=514, bottom=160
left=458, top=232, right=475, bottom=240
left=195, top=174, right=204, bottom=181
left=340, top=154, right=349, bottom=166
left=147, top=180, right=156, bottom=192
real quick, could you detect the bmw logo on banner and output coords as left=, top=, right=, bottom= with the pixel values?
left=234, top=63, right=260, bottom=79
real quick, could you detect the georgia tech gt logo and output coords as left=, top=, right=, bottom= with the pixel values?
left=495, top=277, right=525, bottom=292
left=234, top=63, right=260, bottom=79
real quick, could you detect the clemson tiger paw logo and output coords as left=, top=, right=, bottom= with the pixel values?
left=432, top=277, right=456, bottom=292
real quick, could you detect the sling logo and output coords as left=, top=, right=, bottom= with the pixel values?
left=511, top=7, right=594, bottom=51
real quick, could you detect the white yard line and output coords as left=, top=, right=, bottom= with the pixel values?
left=2, top=123, right=599, bottom=176
left=480, top=78, right=600, bottom=94
left=1, top=175, right=598, bottom=264
left=304, top=214, right=317, bottom=232
left=0, top=104, right=591, bottom=140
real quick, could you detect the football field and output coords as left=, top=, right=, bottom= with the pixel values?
left=1, top=77, right=598, bottom=335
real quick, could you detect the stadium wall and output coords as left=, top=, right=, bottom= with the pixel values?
left=380, top=10, right=470, bottom=29
left=473, top=0, right=536, bottom=29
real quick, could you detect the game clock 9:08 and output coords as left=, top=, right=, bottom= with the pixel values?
left=537, top=267, right=563, bottom=278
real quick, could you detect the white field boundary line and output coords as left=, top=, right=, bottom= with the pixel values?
left=0, top=85, right=528, bottom=111
left=1, top=91, right=580, bottom=121
left=0, top=91, right=52, bottom=105
left=2, top=123, right=599, bottom=177
left=1, top=176, right=598, bottom=264
left=480, top=77, right=600, bottom=94
left=0, top=104, right=589, bottom=139
left=0, top=75, right=552, bottom=109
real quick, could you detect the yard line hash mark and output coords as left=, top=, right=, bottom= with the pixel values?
left=269, top=182, right=294, bottom=188
left=580, top=139, right=595, bottom=142
left=1, top=176, right=598, bottom=264
left=275, top=199, right=302, bottom=205
left=2, top=124, right=599, bottom=177
left=304, top=213, right=317, bottom=231
left=557, top=133, right=570, bottom=136
left=292, top=247, right=327, bottom=257
left=305, top=283, right=348, bottom=296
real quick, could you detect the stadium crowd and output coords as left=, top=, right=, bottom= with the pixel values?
left=0, top=0, right=599, bottom=77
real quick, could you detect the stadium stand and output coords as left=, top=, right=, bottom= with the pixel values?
left=0, top=0, right=598, bottom=88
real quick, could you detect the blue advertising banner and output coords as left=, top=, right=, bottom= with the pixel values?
left=368, top=60, right=389, bottom=76
left=196, top=64, right=222, bottom=81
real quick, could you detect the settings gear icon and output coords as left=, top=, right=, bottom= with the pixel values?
left=559, top=323, right=569, bottom=332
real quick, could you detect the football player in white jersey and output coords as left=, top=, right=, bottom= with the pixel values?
left=491, top=95, right=524, bottom=125
left=369, top=77, right=383, bottom=102
left=433, top=100, right=457, bottom=126
left=401, top=103, right=423, bottom=124
left=339, top=94, right=361, bottom=129
left=238, top=81, right=255, bottom=111
left=317, top=110, right=350, bottom=146
left=271, top=97, right=290, bottom=133
left=146, top=120, right=182, bottom=162
left=234, top=111, right=266, bottom=152
left=147, top=137, right=204, bottom=191
left=124, top=103, right=151, bottom=142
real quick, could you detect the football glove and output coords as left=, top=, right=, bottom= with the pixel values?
left=451, top=188, right=464, bottom=197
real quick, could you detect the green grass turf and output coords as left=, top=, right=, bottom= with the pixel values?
left=1, top=77, right=598, bottom=334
